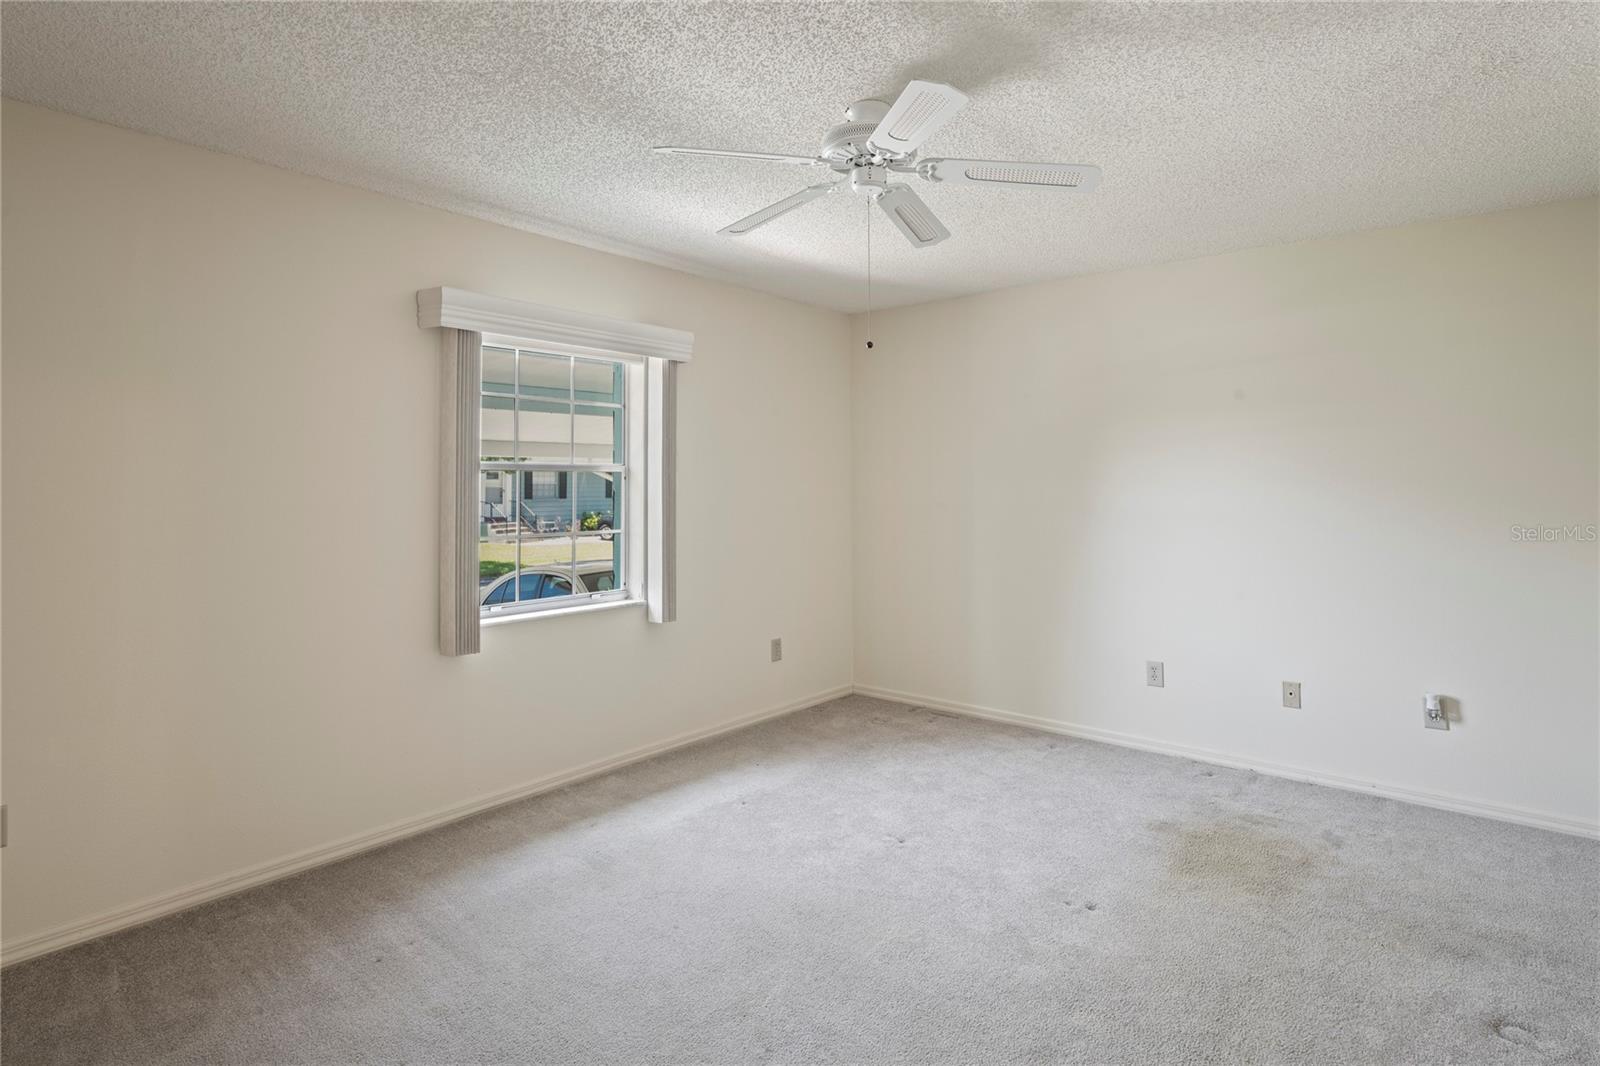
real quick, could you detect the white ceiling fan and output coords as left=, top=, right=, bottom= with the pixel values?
left=653, top=80, right=1102, bottom=248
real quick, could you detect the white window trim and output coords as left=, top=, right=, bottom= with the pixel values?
left=419, top=287, right=690, bottom=654
left=419, top=287, right=693, bottom=363
left=480, top=596, right=640, bottom=628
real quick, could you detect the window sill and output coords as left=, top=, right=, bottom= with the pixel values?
left=480, top=597, right=643, bottom=629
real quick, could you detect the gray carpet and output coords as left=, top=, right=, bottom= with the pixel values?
left=3, top=695, right=1597, bottom=1065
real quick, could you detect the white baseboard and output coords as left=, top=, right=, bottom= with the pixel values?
left=1, top=684, right=854, bottom=968
left=853, top=684, right=1600, bottom=840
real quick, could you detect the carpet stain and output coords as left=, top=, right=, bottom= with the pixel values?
left=1490, top=1020, right=1535, bottom=1044
left=1488, top=1018, right=1552, bottom=1055
left=1152, top=815, right=1325, bottom=899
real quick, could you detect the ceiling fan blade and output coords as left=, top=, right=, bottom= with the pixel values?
left=718, top=182, right=838, bottom=236
left=876, top=185, right=950, bottom=248
left=919, top=159, right=1102, bottom=191
left=653, top=146, right=825, bottom=165
left=867, top=81, right=969, bottom=156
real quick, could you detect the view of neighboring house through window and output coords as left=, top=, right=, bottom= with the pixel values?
left=479, top=345, right=626, bottom=615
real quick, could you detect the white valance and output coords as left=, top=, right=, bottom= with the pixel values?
left=417, top=287, right=693, bottom=364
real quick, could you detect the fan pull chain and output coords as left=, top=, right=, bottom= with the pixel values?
left=865, top=197, right=874, bottom=350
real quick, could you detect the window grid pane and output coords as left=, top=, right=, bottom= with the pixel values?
left=480, top=346, right=627, bottom=614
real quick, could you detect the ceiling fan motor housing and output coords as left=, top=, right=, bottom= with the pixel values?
left=820, top=120, right=882, bottom=165
left=821, top=98, right=900, bottom=165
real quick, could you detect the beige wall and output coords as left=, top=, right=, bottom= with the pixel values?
left=0, top=101, right=854, bottom=950
left=853, top=198, right=1599, bottom=833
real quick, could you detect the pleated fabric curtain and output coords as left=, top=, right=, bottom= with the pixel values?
left=439, top=328, right=482, bottom=656
left=646, top=359, right=678, bottom=624
left=659, top=359, right=678, bottom=624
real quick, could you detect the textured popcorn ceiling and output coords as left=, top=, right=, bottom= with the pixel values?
left=3, top=2, right=1595, bottom=312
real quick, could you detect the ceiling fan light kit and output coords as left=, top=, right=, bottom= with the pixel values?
left=652, top=79, right=1103, bottom=248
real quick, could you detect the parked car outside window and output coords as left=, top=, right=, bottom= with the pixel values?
left=479, top=561, right=615, bottom=607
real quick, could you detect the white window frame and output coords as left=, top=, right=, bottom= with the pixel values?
left=419, top=287, right=689, bottom=654
left=476, top=342, right=638, bottom=622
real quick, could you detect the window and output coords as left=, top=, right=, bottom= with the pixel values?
left=522, top=471, right=564, bottom=499
left=479, top=346, right=629, bottom=618
left=420, top=285, right=686, bottom=655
